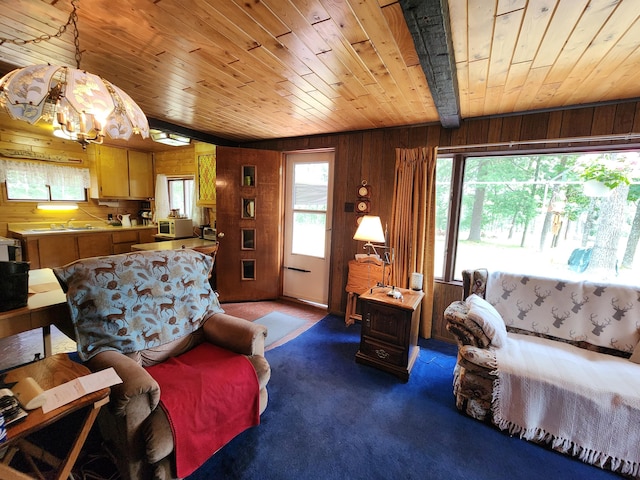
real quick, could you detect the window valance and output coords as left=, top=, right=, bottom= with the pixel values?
left=0, top=159, right=90, bottom=189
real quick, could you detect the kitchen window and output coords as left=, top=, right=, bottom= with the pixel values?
left=168, top=177, right=194, bottom=217
left=435, top=150, right=640, bottom=287
left=0, top=160, right=89, bottom=201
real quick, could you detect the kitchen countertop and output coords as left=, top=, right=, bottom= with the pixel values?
left=8, top=222, right=156, bottom=236
left=132, top=238, right=218, bottom=254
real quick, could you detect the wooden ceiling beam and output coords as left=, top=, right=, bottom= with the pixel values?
left=399, top=0, right=461, bottom=128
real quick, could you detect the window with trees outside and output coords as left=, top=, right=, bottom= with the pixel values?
left=435, top=150, right=640, bottom=287
left=2, top=160, right=89, bottom=201
left=167, top=177, right=194, bottom=218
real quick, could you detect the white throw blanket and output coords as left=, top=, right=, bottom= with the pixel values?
left=493, top=333, right=640, bottom=476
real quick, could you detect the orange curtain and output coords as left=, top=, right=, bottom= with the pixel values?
left=389, top=146, right=437, bottom=337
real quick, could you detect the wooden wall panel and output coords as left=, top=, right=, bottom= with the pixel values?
left=244, top=100, right=640, bottom=340
left=432, top=281, right=464, bottom=343
left=154, top=145, right=196, bottom=176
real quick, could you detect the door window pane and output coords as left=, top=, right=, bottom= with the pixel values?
left=292, top=212, right=326, bottom=257
left=291, top=162, right=328, bottom=257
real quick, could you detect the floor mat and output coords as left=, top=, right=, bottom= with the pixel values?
left=253, top=311, right=307, bottom=348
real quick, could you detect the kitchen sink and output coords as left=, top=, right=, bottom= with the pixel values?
left=30, top=226, right=96, bottom=232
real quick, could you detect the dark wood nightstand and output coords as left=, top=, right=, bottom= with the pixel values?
left=355, top=287, right=424, bottom=381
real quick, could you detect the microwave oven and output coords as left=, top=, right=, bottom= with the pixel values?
left=157, top=218, right=193, bottom=238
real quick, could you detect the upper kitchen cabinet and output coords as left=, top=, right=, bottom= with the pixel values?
left=89, top=145, right=154, bottom=200
left=128, top=150, right=154, bottom=198
left=195, top=143, right=216, bottom=208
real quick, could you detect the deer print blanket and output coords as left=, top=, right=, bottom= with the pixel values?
left=493, top=333, right=640, bottom=476
left=484, top=271, right=640, bottom=476
left=485, top=271, right=640, bottom=355
left=54, top=249, right=224, bottom=361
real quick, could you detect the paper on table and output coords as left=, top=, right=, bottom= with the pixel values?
left=42, top=367, right=122, bottom=414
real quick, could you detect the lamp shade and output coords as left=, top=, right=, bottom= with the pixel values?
left=353, top=215, right=385, bottom=243
left=0, top=64, right=149, bottom=143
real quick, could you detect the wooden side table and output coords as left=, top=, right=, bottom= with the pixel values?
left=355, top=287, right=424, bottom=381
left=0, top=354, right=110, bottom=480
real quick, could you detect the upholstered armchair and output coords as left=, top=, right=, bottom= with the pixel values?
left=54, top=249, right=271, bottom=480
left=444, top=269, right=496, bottom=420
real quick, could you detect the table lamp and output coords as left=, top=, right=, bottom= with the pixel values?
left=353, top=215, right=394, bottom=291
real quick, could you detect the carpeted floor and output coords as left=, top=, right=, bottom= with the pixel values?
left=8, top=312, right=624, bottom=479
left=186, top=315, right=621, bottom=480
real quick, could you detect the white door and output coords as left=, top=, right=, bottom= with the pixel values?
left=283, top=151, right=334, bottom=305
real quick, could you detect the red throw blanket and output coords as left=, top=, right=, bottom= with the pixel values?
left=145, top=343, right=260, bottom=477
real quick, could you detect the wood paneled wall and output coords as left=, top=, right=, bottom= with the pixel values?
left=243, top=100, right=640, bottom=341
left=154, top=145, right=196, bottom=176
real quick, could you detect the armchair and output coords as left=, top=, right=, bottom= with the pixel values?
left=54, top=249, right=271, bottom=480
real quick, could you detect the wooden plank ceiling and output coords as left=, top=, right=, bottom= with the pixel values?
left=0, top=0, right=638, bottom=145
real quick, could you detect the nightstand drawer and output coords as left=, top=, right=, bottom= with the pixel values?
left=360, top=337, right=405, bottom=366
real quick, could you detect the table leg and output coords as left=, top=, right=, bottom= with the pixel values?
left=0, top=396, right=108, bottom=480
left=54, top=397, right=108, bottom=480
left=0, top=461, right=33, bottom=480
left=42, top=326, right=52, bottom=358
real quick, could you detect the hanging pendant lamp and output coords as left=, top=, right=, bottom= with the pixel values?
left=0, top=0, right=148, bottom=148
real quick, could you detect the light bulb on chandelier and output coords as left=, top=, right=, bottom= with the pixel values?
left=0, top=0, right=148, bottom=149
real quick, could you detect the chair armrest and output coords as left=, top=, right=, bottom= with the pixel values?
left=202, top=312, right=267, bottom=356
left=445, top=300, right=491, bottom=348
left=86, top=350, right=160, bottom=417
left=459, top=345, right=497, bottom=372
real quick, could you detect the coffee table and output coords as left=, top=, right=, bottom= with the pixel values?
left=0, top=354, right=110, bottom=480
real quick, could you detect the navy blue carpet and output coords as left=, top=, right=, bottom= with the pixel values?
left=187, top=314, right=621, bottom=480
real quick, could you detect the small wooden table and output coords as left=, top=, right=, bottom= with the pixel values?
left=355, top=287, right=424, bottom=381
left=0, top=354, right=110, bottom=480
left=0, top=269, right=72, bottom=358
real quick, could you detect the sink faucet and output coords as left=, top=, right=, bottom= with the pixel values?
left=66, top=218, right=75, bottom=227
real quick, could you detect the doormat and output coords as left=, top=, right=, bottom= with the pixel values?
left=253, top=311, right=307, bottom=348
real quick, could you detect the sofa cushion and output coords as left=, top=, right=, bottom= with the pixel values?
left=54, top=249, right=224, bottom=361
left=466, top=294, right=507, bottom=348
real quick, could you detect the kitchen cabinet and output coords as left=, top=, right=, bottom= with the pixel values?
left=77, top=233, right=112, bottom=258
left=90, top=145, right=154, bottom=199
left=138, top=228, right=156, bottom=244
left=112, top=230, right=141, bottom=254
left=195, top=143, right=216, bottom=207
left=12, top=227, right=157, bottom=269
left=128, top=150, right=154, bottom=198
left=35, top=235, right=79, bottom=269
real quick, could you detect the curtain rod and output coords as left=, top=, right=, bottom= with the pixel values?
left=436, top=132, right=640, bottom=152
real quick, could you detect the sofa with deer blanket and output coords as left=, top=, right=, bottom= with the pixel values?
left=445, top=269, right=640, bottom=477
